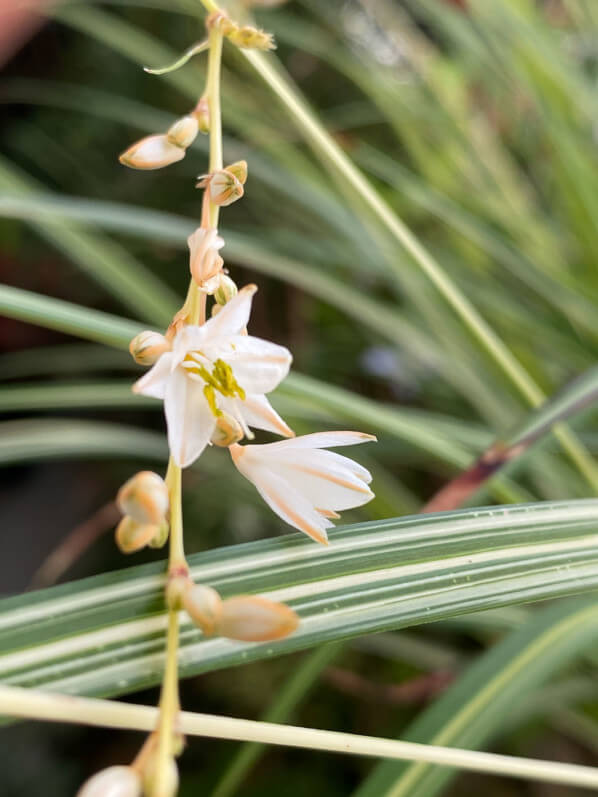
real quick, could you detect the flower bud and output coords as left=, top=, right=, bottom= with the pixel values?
left=210, top=413, right=244, bottom=447
left=148, top=519, right=170, bottom=549
left=129, top=330, right=170, bottom=366
left=143, top=756, right=179, bottom=797
left=188, top=227, right=225, bottom=285
left=215, top=596, right=299, bottom=642
left=182, top=583, right=223, bottom=635
left=167, top=115, right=199, bottom=148
left=214, top=274, right=238, bottom=306
left=119, top=134, right=186, bottom=170
left=192, top=95, right=210, bottom=134
left=224, top=160, right=248, bottom=185
left=76, top=765, right=142, bottom=797
left=115, top=516, right=160, bottom=554
left=117, top=471, right=169, bottom=525
left=209, top=169, right=244, bottom=206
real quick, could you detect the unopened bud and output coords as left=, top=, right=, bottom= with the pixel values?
left=76, top=765, right=142, bottom=797
left=148, top=519, right=169, bottom=549
left=210, top=413, right=244, bottom=447
left=117, top=471, right=169, bottom=525
left=143, top=756, right=179, bottom=797
left=167, top=115, right=199, bottom=148
left=215, top=596, right=299, bottom=642
left=188, top=227, right=225, bottom=285
left=115, top=516, right=160, bottom=554
left=199, top=169, right=244, bottom=207
left=214, top=274, right=238, bottom=306
left=129, top=330, right=170, bottom=366
left=224, top=160, right=248, bottom=185
left=119, top=134, right=185, bottom=170
left=182, top=583, right=223, bottom=635
left=192, top=95, right=210, bottom=134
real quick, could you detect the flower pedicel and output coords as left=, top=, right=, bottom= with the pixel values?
left=79, top=3, right=377, bottom=794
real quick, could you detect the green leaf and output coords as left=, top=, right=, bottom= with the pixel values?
left=0, top=157, right=178, bottom=324
left=1, top=501, right=598, bottom=702
left=354, top=596, right=598, bottom=797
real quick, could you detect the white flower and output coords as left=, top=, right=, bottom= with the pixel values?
left=230, top=431, right=376, bottom=544
left=133, top=285, right=293, bottom=467
left=119, top=134, right=186, bottom=170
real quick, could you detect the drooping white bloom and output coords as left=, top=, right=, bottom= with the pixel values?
left=230, top=431, right=376, bottom=544
left=133, top=285, right=293, bottom=467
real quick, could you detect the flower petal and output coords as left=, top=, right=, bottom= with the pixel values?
left=204, top=335, right=291, bottom=395
left=275, top=447, right=372, bottom=485
left=132, top=352, right=174, bottom=399
left=165, top=367, right=216, bottom=467
left=202, top=283, right=257, bottom=338
left=232, top=449, right=331, bottom=544
left=267, top=431, right=377, bottom=450
left=274, top=450, right=374, bottom=511
left=221, top=394, right=294, bottom=438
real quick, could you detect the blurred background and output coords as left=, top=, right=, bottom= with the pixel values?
left=2, top=0, right=598, bottom=794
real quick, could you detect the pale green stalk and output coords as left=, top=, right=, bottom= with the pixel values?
left=2, top=686, right=598, bottom=790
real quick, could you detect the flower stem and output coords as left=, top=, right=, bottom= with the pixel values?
left=151, top=458, right=186, bottom=793
left=206, top=25, right=224, bottom=229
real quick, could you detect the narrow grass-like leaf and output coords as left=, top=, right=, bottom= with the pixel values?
left=1, top=501, right=598, bottom=700
left=354, top=597, right=598, bottom=797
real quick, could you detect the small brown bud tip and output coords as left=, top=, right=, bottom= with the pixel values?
left=224, top=160, right=248, bottom=185
left=210, top=413, right=244, bottom=447
left=129, top=330, right=170, bottom=366
left=119, top=134, right=186, bottom=170
left=115, top=517, right=160, bottom=554
left=143, top=756, right=179, bottom=797
left=192, top=96, right=210, bottom=134
left=182, top=583, right=223, bottom=635
left=214, top=274, right=238, bottom=306
left=76, top=765, right=142, bottom=797
left=216, top=596, right=299, bottom=642
left=208, top=169, right=244, bottom=207
left=117, top=471, right=169, bottom=526
left=148, top=519, right=170, bottom=549
left=167, top=115, right=199, bottom=148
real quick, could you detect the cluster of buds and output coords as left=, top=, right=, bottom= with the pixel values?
left=196, top=160, right=248, bottom=207
left=119, top=114, right=200, bottom=171
left=115, top=471, right=170, bottom=553
left=207, top=10, right=276, bottom=50
left=167, top=576, right=299, bottom=642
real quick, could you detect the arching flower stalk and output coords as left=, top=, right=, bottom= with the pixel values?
left=78, top=2, right=377, bottom=794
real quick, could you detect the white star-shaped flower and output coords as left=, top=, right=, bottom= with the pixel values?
left=133, top=285, right=293, bottom=467
left=230, top=431, right=376, bottom=544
